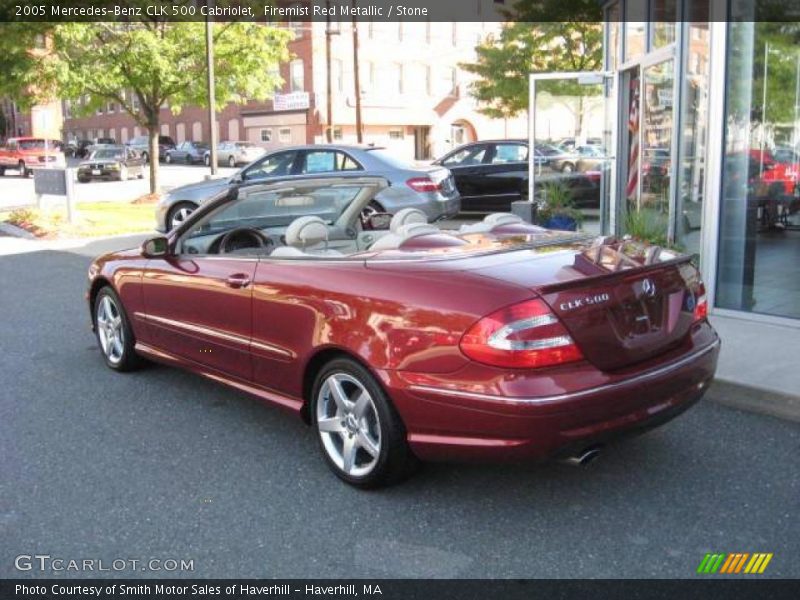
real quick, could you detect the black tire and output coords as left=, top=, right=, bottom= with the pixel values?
left=0, top=166, right=5, bottom=176
left=204, top=154, right=210, bottom=166
left=93, top=286, right=144, bottom=372
left=561, top=162, right=575, bottom=173
left=311, top=357, right=418, bottom=488
left=78, top=176, right=90, bottom=183
left=186, top=155, right=192, bottom=165
left=141, top=152, right=149, bottom=164
left=165, top=153, right=172, bottom=164
left=18, top=161, right=29, bottom=177
left=228, top=155, right=236, bottom=168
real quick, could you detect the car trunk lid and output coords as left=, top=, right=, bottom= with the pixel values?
left=469, top=238, right=701, bottom=371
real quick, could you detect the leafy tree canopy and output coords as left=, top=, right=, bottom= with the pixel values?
left=461, top=0, right=603, bottom=119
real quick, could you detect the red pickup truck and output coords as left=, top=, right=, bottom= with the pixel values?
left=0, top=137, right=66, bottom=177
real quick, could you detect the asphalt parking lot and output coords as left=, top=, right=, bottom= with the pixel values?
left=1, top=234, right=799, bottom=579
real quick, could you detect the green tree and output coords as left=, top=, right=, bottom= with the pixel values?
left=461, top=0, right=602, bottom=136
left=1, top=3, right=291, bottom=193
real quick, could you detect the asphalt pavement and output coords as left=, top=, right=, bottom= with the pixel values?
left=1, top=235, right=798, bottom=579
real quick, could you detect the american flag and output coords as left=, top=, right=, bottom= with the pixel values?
left=626, top=76, right=640, bottom=200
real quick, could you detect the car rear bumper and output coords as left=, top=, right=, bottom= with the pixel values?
left=382, top=331, right=720, bottom=462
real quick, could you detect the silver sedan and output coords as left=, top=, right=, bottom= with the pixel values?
left=155, top=144, right=460, bottom=231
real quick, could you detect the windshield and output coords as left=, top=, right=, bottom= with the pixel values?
left=91, top=149, right=125, bottom=160
left=186, top=184, right=367, bottom=240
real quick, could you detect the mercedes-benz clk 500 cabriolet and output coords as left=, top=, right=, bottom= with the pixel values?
left=88, top=175, right=720, bottom=488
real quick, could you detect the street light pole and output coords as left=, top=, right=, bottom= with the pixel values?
left=325, top=0, right=333, bottom=143
left=352, top=0, right=363, bottom=143
left=206, top=8, right=218, bottom=175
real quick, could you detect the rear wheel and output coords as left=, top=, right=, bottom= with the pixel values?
left=311, top=358, right=417, bottom=488
left=0, top=166, right=5, bottom=176
left=141, top=152, right=149, bottom=164
left=165, top=153, right=172, bottom=164
left=204, top=154, right=210, bottom=167
left=94, top=287, right=143, bottom=372
left=561, top=163, right=575, bottom=173
left=228, top=155, right=236, bottom=168
left=167, top=201, right=197, bottom=230
left=18, top=160, right=29, bottom=177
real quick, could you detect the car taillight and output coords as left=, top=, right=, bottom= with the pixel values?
left=693, top=282, right=708, bottom=322
left=459, top=298, right=584, bottom=369
left=406, top=177, right=441, bottom=193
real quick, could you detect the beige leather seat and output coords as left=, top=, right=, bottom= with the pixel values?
left=370, top=222, right=442, bottom=251
left=459, top=213, right=524, bottom=234
left=368, top=208, right=432, bottom=251
left=271, top=216, right=343, bottom=257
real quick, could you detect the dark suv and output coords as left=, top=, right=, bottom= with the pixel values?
left=126, top=135, right=176, bottom=163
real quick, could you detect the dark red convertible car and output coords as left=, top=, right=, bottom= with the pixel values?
left=88, top=175, right=719, bottom=487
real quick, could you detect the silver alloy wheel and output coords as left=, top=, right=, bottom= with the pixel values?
left=228, top=155, right=235, bottom=168
left=170, top=206, right=194, bottom=229
left=165, top=153, right=172, bottom=164
left=96, top=295, right=125, bottom=365
left=316, top=373, right=381, bottom=478
left=562, top=163, right=574, bottom=173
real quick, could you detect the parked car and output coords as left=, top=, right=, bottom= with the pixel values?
left=126, top=135, right=176, bottom=163
left=0, top=137, right=66, bottom=177
left=166, top=141, right=210, bottom=165
left=206, top=141, right=267, bottom=167
left=88, top=174, right=719, bottom=487
left=156, top=144, right=459, bottom=231
left=550, top=144, right=608, bottom=173
left=434, top=140, right=600, bottom=212
left=556, top=137, right=602, bottom=152
left=77, top=145, right=145, bottom=182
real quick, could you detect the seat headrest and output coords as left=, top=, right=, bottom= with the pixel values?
left=395, top=223, right=440, bottom=239
left=484, top=213, right=524, bottom=226
left=284, top=216, right=329, bottom=248
left=390, top=208, right=428, bottom=233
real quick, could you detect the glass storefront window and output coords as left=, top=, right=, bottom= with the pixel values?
left=606, top=2, right=620, bottom=70
left=676, top=19, right=710, bottom=255
left=625, top=21, right=646, bottom=61
left=717, top=21, right=800, bottom=319
left=650, top=0, right=678, bottom=48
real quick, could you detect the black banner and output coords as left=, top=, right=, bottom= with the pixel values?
left=2, top=580, right=800, bottom=600
left=1, top=0, right=797, bottom=23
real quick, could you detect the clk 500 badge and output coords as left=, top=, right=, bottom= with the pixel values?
left=560, top=293, right=610, bottom=311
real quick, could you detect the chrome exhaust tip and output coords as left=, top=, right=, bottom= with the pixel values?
left=561, top=445, right=603, bottom=467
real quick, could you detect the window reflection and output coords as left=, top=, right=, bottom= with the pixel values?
left=717, top=21, right=800, bottom=319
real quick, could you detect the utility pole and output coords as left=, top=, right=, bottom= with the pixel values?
left=325, top=0, right=333, bottom=143
left=205, top=6, right=218, bottom=175
left=351, top=0, right=363, bottom=143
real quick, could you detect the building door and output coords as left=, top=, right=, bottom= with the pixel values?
left=528, top=71, right=616, bottom=235
left=618, top=54, right=676, bottom=246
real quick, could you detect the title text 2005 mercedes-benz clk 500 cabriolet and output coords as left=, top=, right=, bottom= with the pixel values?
left=88, top=175, right=720, bottom=488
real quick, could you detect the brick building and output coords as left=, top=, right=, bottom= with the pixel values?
left=59, top=16, right=524, bottom=161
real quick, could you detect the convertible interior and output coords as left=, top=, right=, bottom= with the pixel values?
left=176, top=176, right=558, bottom=260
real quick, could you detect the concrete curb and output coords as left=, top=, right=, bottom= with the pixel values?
left=0, top=221, right=37, bottom=239
left=707, top=379, right=800, bottom=423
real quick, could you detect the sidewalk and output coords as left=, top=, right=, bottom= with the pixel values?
left=709, top=313, right=800, bottom=422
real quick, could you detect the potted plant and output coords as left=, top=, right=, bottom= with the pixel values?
left=535, top=182, right=583, bottom=231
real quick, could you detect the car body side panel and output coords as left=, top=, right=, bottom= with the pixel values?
left=249, top=258, right=533, bottom=399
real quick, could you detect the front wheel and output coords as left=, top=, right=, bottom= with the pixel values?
left=228, top=155, right=236, bottom=168
left=561, top=163, right=575, bottom=173
left=18, top=161, right=29, bottom=177
left=311, top=358, right=417, bottom=488
left=204, top=154, right=210, bottom=166
left=94, top=287, right=143, bottom=372
left=165, top=153, right=172, bottom=164
left=141, top=152, right=149, bottom=164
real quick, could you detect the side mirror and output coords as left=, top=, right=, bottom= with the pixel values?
left=141, top=236, right=170, bottom=258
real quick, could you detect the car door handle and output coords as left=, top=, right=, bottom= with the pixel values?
left=225, top=273, right=252, bottom=289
